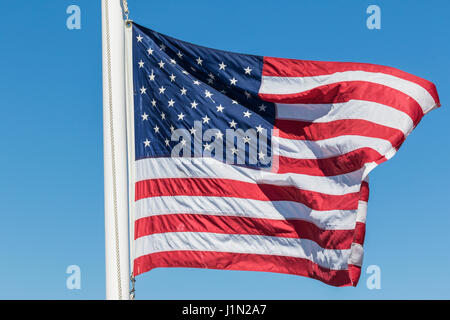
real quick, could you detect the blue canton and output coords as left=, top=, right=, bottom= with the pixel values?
left=132, top=23, right=275, bottom=169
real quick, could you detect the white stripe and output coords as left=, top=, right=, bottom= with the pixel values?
left=135, top=232, right=350, bottom=270
left=135, top=157, right=365, bottom=196
left=276, top=100, right=414, bottom=135
left=135, top=195, right=357, bottom=230
left=274, top=135, right=392, bottom=160
left=260, top=71, right=436, bottom=113
left=356, top=201, right=368, bottom=224
left=348, top=243, right=364, bottom=267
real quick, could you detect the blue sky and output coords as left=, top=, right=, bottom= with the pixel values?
left=0, top=0, right=449, bottom=299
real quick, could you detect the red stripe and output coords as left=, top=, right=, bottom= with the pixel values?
left=134, top=250, right=353, bottom=287
left=360, top=181, right=369, bottom=202
left=275, top=119, right=405, bottom=147
left=348, top=264, right=362, bottom=286
left=277, top=148, right=386, bottom=177
left=260, top=81, right=424, bottom=126
left=135, top=178, right=360, bottom=211
left=353, top=222, right=366, bottom=246
left=262, top=56, right=440, bottom=107
left=135, top=214, right=355, bottom=250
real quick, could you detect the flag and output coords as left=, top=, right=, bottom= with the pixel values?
left=129, top=22, right=440, bottom=286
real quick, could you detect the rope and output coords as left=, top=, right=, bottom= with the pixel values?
left=122, top=0, right=130, bottom=20
left=130, top=273, right=136, bottom=300
left=104, top=0, right=123, bottom=300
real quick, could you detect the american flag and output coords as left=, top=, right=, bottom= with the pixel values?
left=130, top=22, right=440, bottom=286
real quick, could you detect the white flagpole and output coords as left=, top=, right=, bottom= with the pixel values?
left=101, top=0, right=130, bottom=300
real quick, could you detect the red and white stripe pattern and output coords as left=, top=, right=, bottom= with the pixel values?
left=132, top=57, right=440, bottom=286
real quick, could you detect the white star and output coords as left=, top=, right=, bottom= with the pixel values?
left=165, top=139, right=170, bottom=146
left=170, top=58, right=177, bottom=64
left=215, top=131, right=224, bottom=140
left=149, top=70, right=155, bottom=81
left=231, top=148, right=239, bottom=155
left=204, top=90, right=213, bottom=99
left=207, top=78, right=214, bottom=84
left=170, top=125, right=175, bottom=132
left=191, top=101, right=199, bottom=109
left=229, top=120, right=237, bottom=128
left=178, top=112, right=185, bottom=121
left=216, top=105, right=224, bottom=112
left=243, top=136, right=251, bottom=144
left=140, top=86, right=147, bottom=94
left=193, top=80, right=201, bottom=85
left=208, top=73, right=215, bottom=80
left=230, top=77, right=238, bottom=85
left=158, top=60, right=165, bottom=69
left=259, top=104, right=267, bottom=112
left=180, top=139, right=187, bottom=146
left=143, top=139, right=151, bottom=147
left=244, top=91, right=251, bottom=99
left=258, top=152, right=265, bottom=160
left=159, top=86, right=166, bottom=94
left=220, top=89, right=227, bottom=94
left=180, top=87, right=187, bottom=95
left=154, top=125, right=160, bottom=133
left=182, top=70, right=189, bottom=75
left=189, top=127, right=197, bottom=135
left=256, top=125, right=263, bottom=133
left=168, top=99, right=175, bottom=107
left=243, top=111, right=252, bottom=118
left=202, top=115, right=210, bottom=124
left=177, top=51, right=183, bottom=59
left=141, top=113, right=149, bottom=121
left=161, top=112, right=166, bottom=120
left=136, top=35, right=143, bottom=42
left=196, top=57, right=203, bottom=65
left=170, top=74, right=176, bottom=82
left=244, top=66, right=252, bottom=75
left=232, top=100, right=238, bottom=104
left=160, top=44, right=166, bottom=51
left=138, top=60, right=144, bottom=68
left=147, top=48, right=154, bottom=55
left=203, top=143, right=211, bottom=151
left=151, top=99, right=157, bottom=107
left=219, top=62, right=227, bottom=70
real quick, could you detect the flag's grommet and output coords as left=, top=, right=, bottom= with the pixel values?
left=125, top=20, right=133, bottom=28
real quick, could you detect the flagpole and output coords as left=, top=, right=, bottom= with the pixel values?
left=101, top=0, right=130, bottom=300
